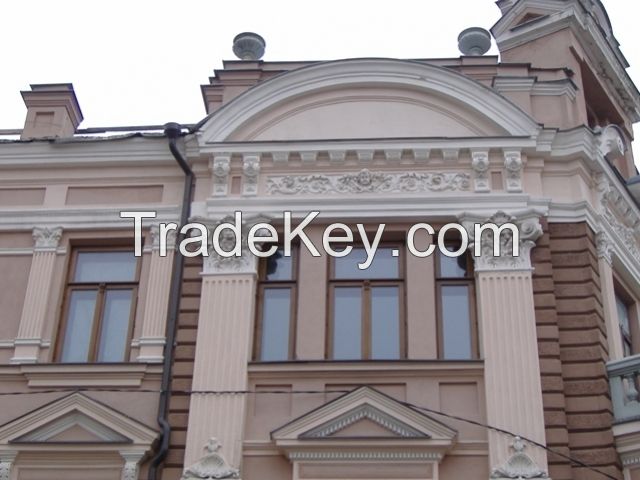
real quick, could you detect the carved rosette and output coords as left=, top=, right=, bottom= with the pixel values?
left=490, top=437, right=548, bottom=479
left=242, top=155, right=260, bottom=196
left=503, top=150, right=523, bottom=193
left=471, top=150, right=490, bottom=193
left=211, top=155, right=231, bottom=197
left=32, top=226, right=63, bottom=251
left=460, top=210, right=543, bottom=272
left=267, top=169, right=470, bottom=195
left=182, top=438, right=240, bottom=480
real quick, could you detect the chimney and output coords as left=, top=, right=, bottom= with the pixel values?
left=20, top=83, right=83, bottom=139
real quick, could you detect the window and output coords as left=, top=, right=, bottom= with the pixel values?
left=616, top=292, right=634, bottom=357
left=57, top=248, right=139, bottom=363
left=255, top=248, right=297, bottom=361
left=329, top=247, right=404, bottom=360
left=436, top=242, right=477, bottom=360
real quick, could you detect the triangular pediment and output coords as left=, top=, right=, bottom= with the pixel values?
left=272, top=387, right=456, bottom=444
left=0, top=393, right=157, bottom=447
left=12, top=411, right=129, bottom=444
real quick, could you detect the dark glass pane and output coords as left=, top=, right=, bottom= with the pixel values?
left=74, top=251, right=137, bottom=283
left=260, top=288, right=291, bottom=361
left=371, top=286, right=400, bottom=359
left=61, top=290, right=97, bottom=362
left=333, top=287, right=362, bottom=359
left=97, top=289, right=133, bottom=362
left=441, top=285, right=473, bottom=360
left=617, top=295, right=631, bottom=335
left=439, top=245, right=468, bottom=278
left=265, top=249, right=293, bottom=281
left=334, top=248, right=398, bottom=279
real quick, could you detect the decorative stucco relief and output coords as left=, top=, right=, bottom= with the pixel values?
left=503, top=150, right=523, bottom=193
left=461, top=210, right=543, bottom=272
left=596, top=230, right=614, bottom=265
left=32, top=226, right=63, bottom=250
left=596, top=174, right=640, bottom=262
left=211, top=155, right=231, bottom=197
left=182, top=438, right=240, bottom=480
left=471, top=150, right=490, bottom=193
left=242, top=155, right=260, bottom=196
left=193, top=214, right=271, bottom=275
left=266, top=169, right=470, bottom=195
left=490, top=437, right=548, bottom=479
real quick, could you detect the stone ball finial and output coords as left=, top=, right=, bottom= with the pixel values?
left=458, top=27, right=492, bottom=56
left=232, top=32, right=266, bottom=60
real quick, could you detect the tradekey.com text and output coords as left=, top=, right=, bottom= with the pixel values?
left=120, top=211, right=521, bottom=269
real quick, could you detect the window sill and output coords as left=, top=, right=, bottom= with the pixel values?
left=0, top=363, right=163, bottom=387
left=248, top=359, right=484, bottom=377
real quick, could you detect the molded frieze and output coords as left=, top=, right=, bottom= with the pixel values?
left=266, top=169, right=470, bottom=195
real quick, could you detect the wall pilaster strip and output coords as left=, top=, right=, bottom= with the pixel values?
left=11, top=227, right=62, bottom=364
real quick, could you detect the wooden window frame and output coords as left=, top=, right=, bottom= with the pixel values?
left=435, top=241, right=478, bottom=360
left=253, top=246, right=298, bottom=362
left=326, top=243, right=406, bottom=360
left=54, top=245, right=141, bottom=363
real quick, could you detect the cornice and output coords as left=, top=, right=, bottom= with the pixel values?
left=0, top=205, right=180, bottom=231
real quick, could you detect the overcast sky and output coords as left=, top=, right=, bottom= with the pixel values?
left=1, top=0, right=639, bottom=145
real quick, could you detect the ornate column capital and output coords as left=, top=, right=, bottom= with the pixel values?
left=120, top=450, right=145, bottom=480
left=0, top=452, right=16, bottom=480
left=32, top=226, right=62, bottom=251
left=198, top=214, right=272, bottom=276
left=149, top=224, right=177, bottom=252
left=596, top=230, right=614, bottom=265
left=460, top=209, right=543, bottom=272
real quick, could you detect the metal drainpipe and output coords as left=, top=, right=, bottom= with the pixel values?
left=148, top=122, right=194, bottom=480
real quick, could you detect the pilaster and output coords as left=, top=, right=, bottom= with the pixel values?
left=136, top=226, right=176, bottom=363
left=183, top=218, right=259, bottom=475
left=460, top=210, right=549, bottom=479
left=597, top=230, right=625, bottom=360
left=11, top=227, right=62, bottom=364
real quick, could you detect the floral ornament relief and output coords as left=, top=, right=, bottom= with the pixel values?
left=266, top=169, right=470, bottom=195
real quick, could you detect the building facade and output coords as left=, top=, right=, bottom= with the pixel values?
left=1, top=1, right=640, bottom=479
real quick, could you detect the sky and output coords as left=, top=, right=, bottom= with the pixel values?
left=0, top=0, right=639, bottom=142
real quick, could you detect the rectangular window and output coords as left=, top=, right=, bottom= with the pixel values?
left=437, top=242, right=477, bottom=360
left=329, top=246, right=404, bottom=360
left=255, top=248, right=296, bottom=361
left=58, top=248, right=139, bottom=363
left=616, top=293, right=633, bottom=357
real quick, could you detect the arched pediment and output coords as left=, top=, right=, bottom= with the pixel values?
left=198, top=58, right=541, bottom=143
